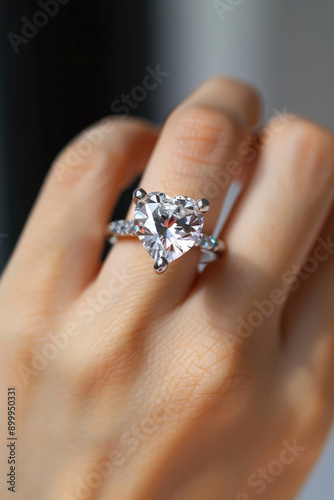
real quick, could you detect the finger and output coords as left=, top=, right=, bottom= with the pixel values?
left=280, top=208, right=334, bottom=410
left=101, top=77, right=261, bottom=311
left=140, top=76, right=260, bottom=235
left=1, top=118, right=158, bottom=305
left=206, top=118, right=334, bottom=326
left=275, top=214, right=334, bottom=499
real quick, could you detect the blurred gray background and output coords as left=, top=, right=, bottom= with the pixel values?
left=147, top=0, right=334, bottom=498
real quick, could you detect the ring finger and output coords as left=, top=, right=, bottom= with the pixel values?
left=99, top=77, right=261, bottom=313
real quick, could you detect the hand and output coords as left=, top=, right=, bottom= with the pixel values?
left=1, top=77, right=333, bottom=500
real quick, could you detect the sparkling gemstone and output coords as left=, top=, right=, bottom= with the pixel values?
left=134, top=192, right=204, bottom=263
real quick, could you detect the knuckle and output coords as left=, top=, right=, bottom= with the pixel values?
left=273, top=118, right=334, bottom=192
left=159, top=321, right=253, bottom=422
left=1, top=316, right=57, bottom=387
left=61, top=333, right=142, bottom=398
left=51, top=116, right=156, bottom=186
left=2, top=305, right=51, bottom=344
left=166, top=105, right=241, bottom=169
left=295, top=387, right=333, bottom=448
left=285, top=367, right=334, bottom=444
left=51, top=140, right=112, bottom=186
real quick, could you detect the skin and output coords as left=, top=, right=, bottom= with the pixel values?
left=0, top=77, right=333, bottom=500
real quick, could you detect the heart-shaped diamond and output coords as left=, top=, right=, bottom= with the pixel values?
left=134, top=192, right=204, bottom=264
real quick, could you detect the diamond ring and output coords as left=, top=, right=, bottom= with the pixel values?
left=105, top=188, right=225, bottom=274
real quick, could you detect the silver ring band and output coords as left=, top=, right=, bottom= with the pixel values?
left=105, top=219, right=225, bottom=255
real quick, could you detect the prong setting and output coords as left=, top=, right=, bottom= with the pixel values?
left=107, top=190, right=224, bottom=274
left=133, top=188, right=147, bottom=204
left=197, top=198, right=210, bottom=213
left=154, top=256, right=169, bottom=274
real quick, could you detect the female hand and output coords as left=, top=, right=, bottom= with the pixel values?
left=1, top=77, right=333, bottom=500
